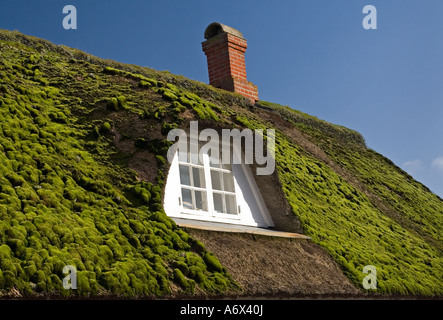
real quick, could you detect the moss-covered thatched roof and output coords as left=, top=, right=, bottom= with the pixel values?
left=0, top=30, right=441, bottom=298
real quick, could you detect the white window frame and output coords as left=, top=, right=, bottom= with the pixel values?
left=164, top=138, right=274, bottom=228
left=178, top=161, right=208, bottom=214
left=176, top=141, right=241, bottom=221
left=208, top=162, right=239, bottom=218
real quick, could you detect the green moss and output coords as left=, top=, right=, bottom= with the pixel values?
left=203, top=252, right=223, bottom=272
left=271, top=129, right=443, bottom=295
left=189, top=266, right=206, bottom=283
left=3, top=270, right=17, bottom=288
left=100, top=122, right=112, bottom=133
left=131, top=184, right=152, bottom=205
left=162, top=90, right=178, bottom=102
left=172, top=261, right=189, bottom=276
left=173, top=268, right=195, bottom=292
left=161, top=122, right=178, bottom=135
left=172, top=101, right=186, bottom=113
left=155, top=155, right=166, bottom=167
left=103, top=66, right=125, bottom=76
left=107, top=97, right=119, bottom=110
left=138, top=80, right=152, bottom=89
left=117, top=95, right=127, bottom=109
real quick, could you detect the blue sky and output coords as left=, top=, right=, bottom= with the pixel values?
left=0, top=0, right=442, bottom=198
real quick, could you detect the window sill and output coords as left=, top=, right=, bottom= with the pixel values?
left=171, top=218, right=310, bottom=239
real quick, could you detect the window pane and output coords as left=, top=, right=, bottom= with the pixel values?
left=211, top=170, right=222, bottom=191
left=221, top=162, right=232, bottom=170
left=213, top=193, right=224, bottom=213
left=192, top=167, right=205, bottom=188
left=181, top=188, right=193, bottom=209
left=225, top=194, right=237, bottom=215
left=209, top=162, right=220, bottom=168
left=223, top=172, right=235, bottom=192
left=209, top=157, right=220, bottom=168
left=194, top=190, right=207, bottom=211
left=179, top=165, right=190, bottom=186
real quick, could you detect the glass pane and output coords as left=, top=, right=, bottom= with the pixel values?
left=181, top=188, right=193, bottom=209
left=225, top=194, right=237, bottom=215
left=194, top=190, right=207, bottom=211
left=223, top=172, right=235, bottom=192
left=209, top=157, right=220, bottom=168
left=192, top=167, right=205, bottom=188
left=213, top=193, right=224, bottom=213
left=211, top=170, right=222, bottom=191
left=221, top=162, right=232, bottom=170
left=179, top=165, right=190, bottom=186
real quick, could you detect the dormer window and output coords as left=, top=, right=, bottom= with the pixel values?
left=164, top=139, right=273, bottom=228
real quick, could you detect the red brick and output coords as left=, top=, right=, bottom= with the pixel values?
left=202, top=24, right=258, bottom=102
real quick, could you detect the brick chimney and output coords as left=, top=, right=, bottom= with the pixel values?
left=202, top=22, right=258, bottom=102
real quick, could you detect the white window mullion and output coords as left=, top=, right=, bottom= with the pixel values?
left=202, top=153, right=215, bottom=216
left=219, top=171, right=226, bottom=214
left=189, top=164, right=195, bottom=210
